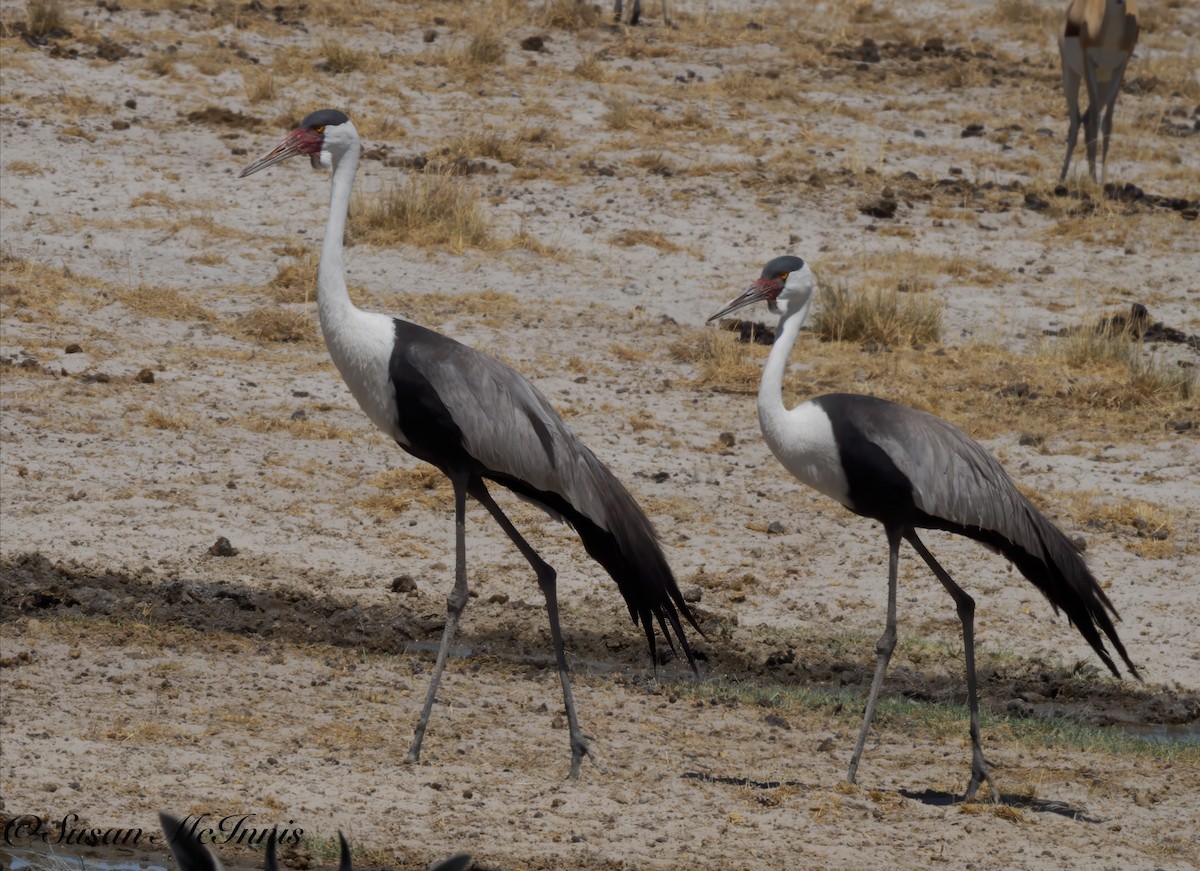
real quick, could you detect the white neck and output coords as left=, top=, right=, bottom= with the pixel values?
left=318, top=142, right=360, bottom=333
left=757, top=296, right=812, bottom=433
left=755, top=294, right=851, bottom=507
left=309, top=136, right=406, bottom=446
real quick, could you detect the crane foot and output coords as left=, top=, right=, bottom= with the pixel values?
left=568, top=731, right=602, bottom=780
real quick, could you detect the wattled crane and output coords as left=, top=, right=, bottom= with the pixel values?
left=708, top=255, right=1140, bottom=799
left=239, top=109, right=699, bottom=778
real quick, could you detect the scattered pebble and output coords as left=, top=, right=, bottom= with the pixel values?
left=208, top=537, right=238, bottom=557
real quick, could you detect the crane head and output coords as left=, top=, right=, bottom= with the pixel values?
left=707, top=255, right=812, bottom=322
left=238, top=109, right=355, bottom=178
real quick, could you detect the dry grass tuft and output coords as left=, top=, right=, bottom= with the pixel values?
left=24, top=0, right=65, bottom=37
left=463, top=30, right=506, bottom=67
left=601, top=92, right=635, bottom=131
left=573, top=51, right=610, bottom=82
left=243, top=68, right=277, bottom=103
left=1042, top=325, right=1196, bottom=405
left=1045, top=489, right=1184, bottom=558
left=360, top=466, right=451, bottom=515
left=116, top=282, right=215, bottom=323
left=440, top=128, right=525, bottom=166
left=811, top=279, right=942, bottom=347
left=236, top=307, right=312, bottom=344
left=319, top=39, right=374, bottom=74
left=266, top=250, right=318, bottom=304
left=630, top=151, right=675, bottom=174
left=670, top=326, right=766, bottom=394
left=991, top=0, right=1058, bottom=31
left=0, top=254, right=78, bottom=316
left=143, top=409, right=191, bottom=431
left=238, top=414, right=359, bottom=441
left=541, top=0, right=601, bottom=30
left=388, top=288, right=532, bottom=331
left=350, top=171, right=492, bottom=251
left=610, top=229, right=681, bottom=253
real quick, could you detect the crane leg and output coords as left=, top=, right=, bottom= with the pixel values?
left=905, top=532, right=996, bottom=803
left=1082, top=58, right=1104, bottom=182
left=470, top=482, right=598, bottom=779
left=847, top=525, right=901, bottom=786
left=407, top=473, right=472, bottom=764
left=1098, top=61, right=1128, bottom=188
left=1058, top=47, right=1082, bottom=182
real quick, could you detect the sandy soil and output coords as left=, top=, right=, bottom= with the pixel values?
left=2, top=1, right=1199, bottom=869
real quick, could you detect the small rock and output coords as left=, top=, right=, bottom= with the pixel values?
left=95, top=38, right=131, bottom=61
left=423, top=28, right=437, bottom=43
left=488, top=592, right=509, bottom=604
left=718, top=431, right=736, bottom=448
left=764, top=713, right=791, bottom=730
left=766, top=521, right=785, bottom=535
left=1023, top=192, right=1051, bottom=211
left=65, top=343, right=82, bottom=354
left=391, top=575, right=417, bottom=594
left=682, top=585, right=702, bottom=603
left=290, top=409, right=307, bottom=421
left=858, top=196, right=897, bottom=219
left=136, top=368, right=155, bottom=383
left=961, top=123, right=985, bottom=138
left=208, top=537, right=238, bottom=557
left=112, top=119, right=130, bottom=130
left=520, top=35, right=545, bottom=52
left=765, top=648, right=794, bottom=667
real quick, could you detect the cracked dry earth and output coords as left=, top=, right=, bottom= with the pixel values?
left=1, top=1, right=1199, bottom=870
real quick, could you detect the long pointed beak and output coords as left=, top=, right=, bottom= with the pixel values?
left=707, top=278, right=781, bottom=323
left=238, top=129, right=313, bottom=178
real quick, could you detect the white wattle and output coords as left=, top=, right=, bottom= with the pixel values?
left=756, top=296, right=851, bottom=509
left=315, top=125, right=408, bottom=446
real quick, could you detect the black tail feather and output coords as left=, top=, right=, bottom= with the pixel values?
left=935, top=506, right=1140, bottom=681
left=573, top=504, right=702, bottom=672
left=488, top=472, right=702, bottom=671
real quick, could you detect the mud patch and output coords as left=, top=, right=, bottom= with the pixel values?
left=5, top=552, right=1196, bottom=740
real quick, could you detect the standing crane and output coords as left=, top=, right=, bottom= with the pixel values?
left=708, top=255, right=1140, bottom=800
left=1058, top=0, right=1139, bottom=184
left=238, top=109, right=699, bottom=778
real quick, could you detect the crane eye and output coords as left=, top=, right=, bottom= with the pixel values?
left=779, top=272, right=789, bottom=282
left=313, top=125, right=325, bottom=133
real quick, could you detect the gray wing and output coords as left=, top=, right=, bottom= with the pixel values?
left=850, top=396, right=1047, bottom=546
left=408, top=334, right=622, bottom=529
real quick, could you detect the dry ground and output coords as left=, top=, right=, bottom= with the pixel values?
left=2, top=0, right=1198, bottom=869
